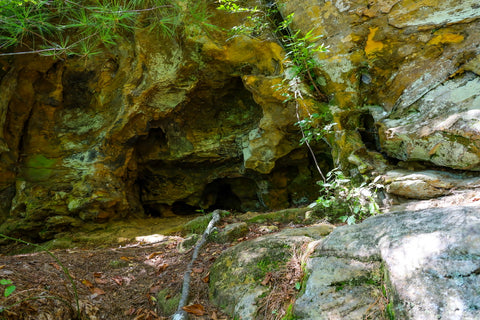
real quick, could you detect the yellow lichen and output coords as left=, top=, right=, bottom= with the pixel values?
left=428, top=33, right=464, bottom=46
left=365, top=27, right=384, bottom=57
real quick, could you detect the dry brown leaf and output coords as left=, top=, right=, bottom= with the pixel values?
left=0, top=265, right=5, bottom=270
left=125, top=307, right=136, bottom=316
left=82, top=279, right=94, bottom=289
left=50, top=262, right=61, bottom=270
left=93, top=272, right=103, bottom=278
left=120, top=256, right=134, bottom=261
left=112, top=276, right=123, bottom=285
left=202, top=272, right=210, bottom=283
left=261, top=272, right=272, bottom=286
left=91, top=287, right=106, bottom=295
left=149, top=286, right=160, bottom=294
left=182, top=304, right=205, bottom=316
left=192, top=267, right=203, bottom=273
left=94, top=277, right=109, bottom=284
left=157, top=263, right=168, bottom=272
left=211, top=311, right=218, bottom=320
left=148, top=251, right=163, bottom=259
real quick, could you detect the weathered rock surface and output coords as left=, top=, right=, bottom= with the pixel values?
left=278, top=0, right=480, bottom=172
left=383, top=169, right=480, bottom=199
left=209, top=224, right=334, bottom=319
left=0, top=3, right=327, bottom=238
left=295, top=206, right=480, bottom=320
left=1, top=0, right=480, bottom=240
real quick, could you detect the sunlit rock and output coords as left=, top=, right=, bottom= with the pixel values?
left=297, top=206, right=480, bottom=320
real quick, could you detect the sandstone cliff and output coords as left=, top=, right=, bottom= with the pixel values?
left=1, top=0, right=479, bottom=240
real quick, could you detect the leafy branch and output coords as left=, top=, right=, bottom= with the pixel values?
left=0, top=0, right=211, bottom=57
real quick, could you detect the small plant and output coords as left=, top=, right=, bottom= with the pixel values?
left=294, top=112, right=335, bottom=146
left=0, top=279, right=16, bottom=298
left=310, top=168, right=379, bottom=224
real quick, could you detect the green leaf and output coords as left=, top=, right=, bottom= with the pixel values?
left=346, top=215, right=356, bottom=225
left=295, top=282, right=301, bottom=290
left=4, top=285, right=16, bottom=297
left=0, top=279, right=12, bottom=285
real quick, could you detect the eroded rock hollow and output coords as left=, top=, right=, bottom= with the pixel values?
left=0, top=11, right=329, bottom=239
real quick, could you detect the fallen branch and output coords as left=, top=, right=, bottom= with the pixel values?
left=171, top=210, right=224, bottom=320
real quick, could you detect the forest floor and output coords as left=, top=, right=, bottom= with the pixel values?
left=0, top=214, right=302, bottom=320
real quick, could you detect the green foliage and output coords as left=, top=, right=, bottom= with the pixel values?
left=0, top=0, right=211, bottom=57
left=386, top=301, right=395, bottom=320
left=216, top=0, right=327, bottom=87
left=0, top=279, right=16, bottom=298
left=294, top=112, right=335, bottom=146
left=284, top=29, right=327, bottom=79
left=311, top=168, right=379, bottom=224
left=281, top=303, right=298, bottom=320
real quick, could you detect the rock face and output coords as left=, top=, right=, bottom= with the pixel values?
left=0, top=3, right=328, bottom=238
left=277, top=0, right=480, bottom=173
left=295, top=206, right=480, bottom=320
left=1, top=0, right=479, bottom=238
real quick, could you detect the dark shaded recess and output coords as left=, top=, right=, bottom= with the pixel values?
left=135, top=126, right=168, bottom=156
left=358, top=113, right=381, bottom=152
left=62, top=70, right=95, bottom=109
left=176, top=76, right=263, bottom=134
left=201, top=178, right=255, bottom=211
left=171, top=201, right=200, bottom=215
left=134, top=76, right=264, bottom=216
left=142, top=202, right=163, bottom=217
left=0, top=186, right=15, bottom=223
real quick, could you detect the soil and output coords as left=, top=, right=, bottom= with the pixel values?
left=0, top=215, right=304, bottom=320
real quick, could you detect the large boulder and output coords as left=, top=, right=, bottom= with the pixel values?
left=209, top=225, right=334, bottom=319
left=295, top=206, right=480, bottom=319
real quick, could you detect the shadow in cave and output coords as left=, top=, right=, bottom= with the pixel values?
left=358, top=113, right=380, bottom=152
left=201, top=178, right=257, bottom=212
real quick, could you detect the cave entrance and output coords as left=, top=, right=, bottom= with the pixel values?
left=358, top=112, right=380, bottom=152
left=200, top=178, right=260, bottom=212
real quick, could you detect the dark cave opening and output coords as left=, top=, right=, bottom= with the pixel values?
left=171, top=201, right=201, bottom=215
left=201, top=178, right=259, bottom=212
left=358, top=113, right=380, bottom=152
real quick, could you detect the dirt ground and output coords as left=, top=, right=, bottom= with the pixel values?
left=0, top=215, right=305, bottom=320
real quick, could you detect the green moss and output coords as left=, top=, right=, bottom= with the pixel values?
left=246, top=208, right=308, bottom=224
left=156, top=288, right=181, bottom=316
left=182, top=211, right=230, bottom=235
left=331, top=275, right=381, bottom=292
left=24, top=154, right=57, bottom=182
left=183, top=213, right=213, bottom=234
left=253, top=244, right=290, bottom=280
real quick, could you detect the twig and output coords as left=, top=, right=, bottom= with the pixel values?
left=171, top=210, right=224, bottom=320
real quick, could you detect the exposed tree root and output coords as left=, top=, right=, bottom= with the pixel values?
left=171, top=210, right=224, bottom=320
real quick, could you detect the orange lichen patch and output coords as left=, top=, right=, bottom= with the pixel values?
left=428, top=33, right=464, bottom=46
left=365, top=27, right=385, bottom=57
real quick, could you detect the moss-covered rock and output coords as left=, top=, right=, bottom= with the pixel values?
left=209, top=225, right=333, bottom=319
